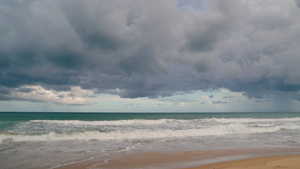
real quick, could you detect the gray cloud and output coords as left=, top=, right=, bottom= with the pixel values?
left=295, top=0, right=300, bottom=7
left=212, top=101, right=227, bottom=104
left=1, top=0, right=300, bottom=104
left=222, top=96, right=234, bottom=99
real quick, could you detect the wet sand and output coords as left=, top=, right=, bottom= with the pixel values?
left=54, top=148, right=300, bottom=169
left=185, top=154, right=300, bottom=169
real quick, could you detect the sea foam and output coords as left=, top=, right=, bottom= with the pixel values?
left=30, top=119, right=169, bottom=126
left=1, top=119, right=299, bottom=143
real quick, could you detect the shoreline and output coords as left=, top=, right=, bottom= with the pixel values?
left=185, top=154, right=300, bottom=169
left=53, top=147, right=300, bottom=169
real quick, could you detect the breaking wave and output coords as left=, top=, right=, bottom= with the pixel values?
left=1, top=118, right=300, bottom=143
left=30, top=119, right=169, bottom=126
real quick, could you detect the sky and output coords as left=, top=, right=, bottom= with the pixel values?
left=1, top=0, right=300, bottom=112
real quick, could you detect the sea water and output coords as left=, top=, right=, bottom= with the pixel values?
left=0, top=112, right=300, bottom=168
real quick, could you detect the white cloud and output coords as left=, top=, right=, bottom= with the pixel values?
left=220, top=88, right=244, bottom=97
left=9, top=85, right=88, bottom=105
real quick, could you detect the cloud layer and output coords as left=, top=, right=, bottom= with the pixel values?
left=1, top=0, right=300, bottom=104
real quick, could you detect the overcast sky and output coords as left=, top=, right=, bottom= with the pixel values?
left=1, top=0, right=300, bottom=112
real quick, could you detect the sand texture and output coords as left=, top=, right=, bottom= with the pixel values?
left=54, top=148, right=300, bottom=169
left=186, top=154, right=300, bottom=169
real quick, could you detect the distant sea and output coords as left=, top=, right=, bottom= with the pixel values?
left=1, top=112, right=300, bottom=169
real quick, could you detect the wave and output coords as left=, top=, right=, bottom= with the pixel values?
left=30, top=119, right=169, bottom=126
left=30, top=117, right=300, bottom=127
left=2, top=122, right=299, bottom=143
left=208, top=117, right=300, bottom=123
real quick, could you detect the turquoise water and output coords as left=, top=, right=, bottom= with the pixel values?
left=1, top=112, right=300, bottom=169
left=2, top=111, right=300, bottom=121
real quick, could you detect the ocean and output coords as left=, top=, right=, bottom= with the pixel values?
left=1, top=112, right=300, bottom=168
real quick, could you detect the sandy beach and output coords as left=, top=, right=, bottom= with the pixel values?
left=54, top=148, right=300, bottom=169
left=185, top=154, right=300, bottom=169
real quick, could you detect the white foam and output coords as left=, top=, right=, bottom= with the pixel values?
left=30, top=119, right=169, bottom=126
left=29, top=117, right=300, bottom=128
left=208, top=117, right=300, bottom=123
left=2, top=117, right=300, bottom=144
left=2, top=122, right=299, bottom=143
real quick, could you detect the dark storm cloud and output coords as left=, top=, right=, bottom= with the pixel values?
left=59, top=1, right=124, bottom=51
left=117, top=46, right=165, bottom=75
left=1, top=0, right=300, bottom=104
